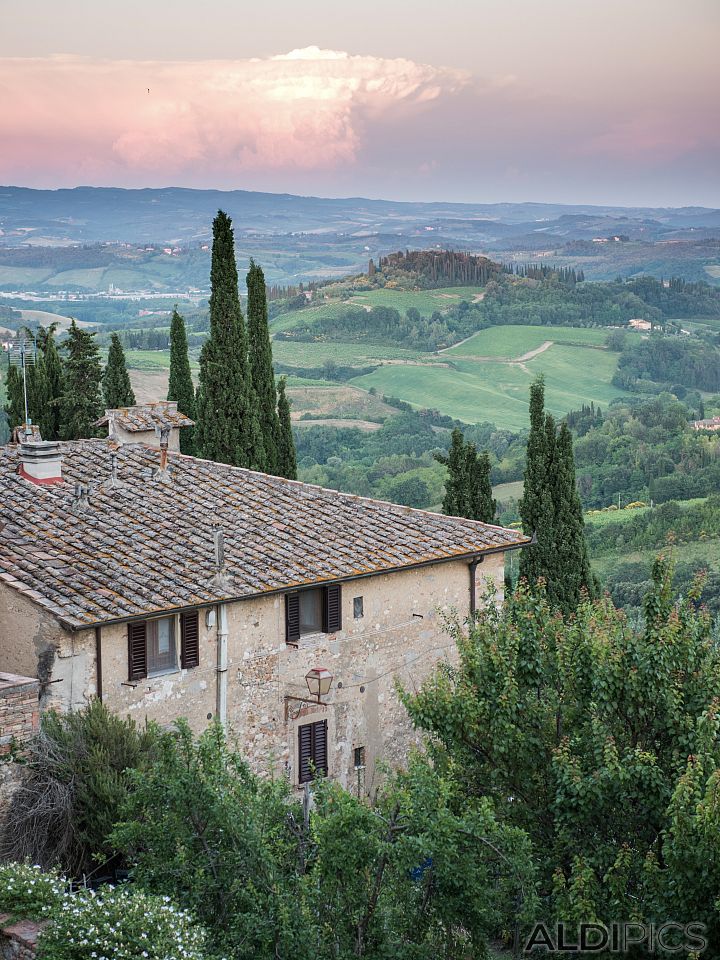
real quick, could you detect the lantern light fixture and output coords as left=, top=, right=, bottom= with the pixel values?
left=305, top=666, right=333, bottom=701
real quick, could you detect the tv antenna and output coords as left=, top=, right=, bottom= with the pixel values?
left=4, top=335, right=38, bottom=428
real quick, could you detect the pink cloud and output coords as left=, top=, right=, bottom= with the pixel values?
left=0, top=50, right=467, bottom=182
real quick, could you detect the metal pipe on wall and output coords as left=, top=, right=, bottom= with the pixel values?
left=216, top=603, right=228, bottom=727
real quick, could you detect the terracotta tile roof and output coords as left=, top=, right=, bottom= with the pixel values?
left=95, top=401, right=194, bottom=433
left=0, top=440, right=529, bottom=630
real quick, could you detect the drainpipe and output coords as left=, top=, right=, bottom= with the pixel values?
left=94, top=626, right=103, bottom=702
left=468, top=556, right=483, bottom=616
left=216, top=603, right=228, bottom=728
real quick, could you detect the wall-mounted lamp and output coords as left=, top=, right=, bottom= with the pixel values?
left=284, top=666, right=334, bottom=721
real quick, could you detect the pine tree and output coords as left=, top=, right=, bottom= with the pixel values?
left=59, top=321, right=103, bottom=440
left=195, top=210, right=258, bottom=467
left=246, top=259, right=281, bottom=473
left=551, top=422, right=596, bottom=612
left=167, top=308, right=196, bottom=455
left=102, top=333, right=136, bottom=410
left=276, top=377, right=297, bottom=480
left=518, top=376, right=555, bottom=587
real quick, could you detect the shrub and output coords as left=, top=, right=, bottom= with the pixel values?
left=37, top=886, right=210, bottom=960
left=0, top=700, right=159, bottom=876
left=0, top=862, right=66, bottom=921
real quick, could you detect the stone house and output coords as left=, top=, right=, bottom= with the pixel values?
left=0, top=420, right=528, bottom=791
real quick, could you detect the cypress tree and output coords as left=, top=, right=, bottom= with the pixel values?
left=167, top=308, right=196, bottom=455
left=518, top=376, right=555, bottom=587
left=246, top=259, right=281, bottom=473
left=195, top=210, right=260, bottom=468
left=59, top=321, right=103, bottom=440
left=470, top=448, right=496, bottom=523
left=36, top=325, right=64, bottom=440
left=438, top=428, right=468, bottom=516
left=102, top=333, right=136, bottom=410
left=4, top=362, right=25, bottom=431
left=276, top=377, right=297, bottom=480
left=551, top=422, right=596, bottom=612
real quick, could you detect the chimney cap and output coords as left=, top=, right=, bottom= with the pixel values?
left=18, top=440, right=64, bottom=486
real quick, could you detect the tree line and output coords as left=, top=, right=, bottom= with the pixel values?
left=2, top=210, right=298, bottom=480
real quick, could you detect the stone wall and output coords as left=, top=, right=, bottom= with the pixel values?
left=0, top=674, right=39, bottom=757
left=0, top=552, right=506, bottom=792
left=0, top=918, right=42, bottom=960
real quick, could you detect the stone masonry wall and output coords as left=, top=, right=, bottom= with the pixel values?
left=0, top=552, right=506, bottom=792
left=0, top=918, right=42, bottom=960
left=0, top=675, right=39, bottom=757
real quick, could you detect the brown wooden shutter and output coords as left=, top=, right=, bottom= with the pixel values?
left=298, top=719, right=328, bottom=784
left=313, top=719, right=328, bottom=776
left=298, top=722, right=313, bottom=783
left=286, top=593, right=300, bottom=644
left=324, top=584, right=342, bottom=633
left=127, top=621, right=147, bottom=681
left=180, top=611, right=200, bottom=669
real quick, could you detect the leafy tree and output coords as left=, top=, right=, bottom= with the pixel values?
left=403, top=557, right=720, bottom=933
left=59, top=321, right=103, bottom=440
left=468, top=446, right=496, bottom=523
left=195, top=210, right=261, bottom=468
left=276, top=376, right=297, bottom=480
left=167, top=308, right=196, bottom=454
left=247, top=259, right=281, bottom=473
left=4, top=361, right=25, bottom=431
left=102, top=332, right=136, bottom=409
left=112, top=721, right=536, bottom=959
left=437, top=428, right=468, bottom=516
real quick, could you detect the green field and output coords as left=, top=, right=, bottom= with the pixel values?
left=271, top=339, right=428, bottom=365
left=444, top=324, right=629, bottom=359
left=344, top=285, right=485, bottom=315
left=592, top=538, right=720, bottom=579
left=352, top=340, right=629, bottom=430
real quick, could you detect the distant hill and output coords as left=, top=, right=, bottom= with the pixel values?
left=0, top=186, right=718, bottom=292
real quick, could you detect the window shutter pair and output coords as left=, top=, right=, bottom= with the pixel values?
left=298, top=719, right=328, bottom=783
left=285, top=584, right=342, bottom=644
left=127, top=611, right=199, bottom=680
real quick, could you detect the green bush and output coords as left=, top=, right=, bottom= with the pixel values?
left=0, top=862, right=66, bottom=921
left=37, top=886, right=209, bottom=960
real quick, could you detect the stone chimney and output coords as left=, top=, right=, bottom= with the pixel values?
left=17, top=441, right=63, bottom=486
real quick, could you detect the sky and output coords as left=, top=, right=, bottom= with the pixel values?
left=1, top=0, right=719, bottom=206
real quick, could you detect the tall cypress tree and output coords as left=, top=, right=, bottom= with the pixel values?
left=195, top=210, right=260, bottom=468
left=246, top=259, right=281, bottom=473
left=519, top=376, right=594, bottom=611
left=60, top=321, right=103, bottom=440
left=102, top=333, right=136, bottom=409
left=438, top=428, right=468, bottom=516
left=276, top=377, right=297, bottom=480
left=469, top=448, right=496, bottom=523
left=518, top=376, right=555, bottom=587
left=4, top=362, right=25, bottom=431
left=36, top=325, right=63, bottom=440
left=551, top=422, right=596, bottom=612
left=167, top=308, right=196, bottom=455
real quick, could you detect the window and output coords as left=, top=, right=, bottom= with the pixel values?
left=353, top=596, right=364, bottom=619
left=354, top=745, right=366, bottom=769
left=147, top=617, right=176, bottom=676
left=127, top=611, right=199, bottom=681
left=298, top=719, right=328, bottom=783
left=300, top=588, right=323, bottom=635
left=286, top=584, right=342, bottom=644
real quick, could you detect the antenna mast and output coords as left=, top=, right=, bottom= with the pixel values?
left=5, top=335, right=38, bottom=428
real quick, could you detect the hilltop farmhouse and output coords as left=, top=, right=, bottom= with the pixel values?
left=0, top=407, right=528, bottom=790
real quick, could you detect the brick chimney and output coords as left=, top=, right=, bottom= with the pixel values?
left=17, top=441, right=64, bottom=486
